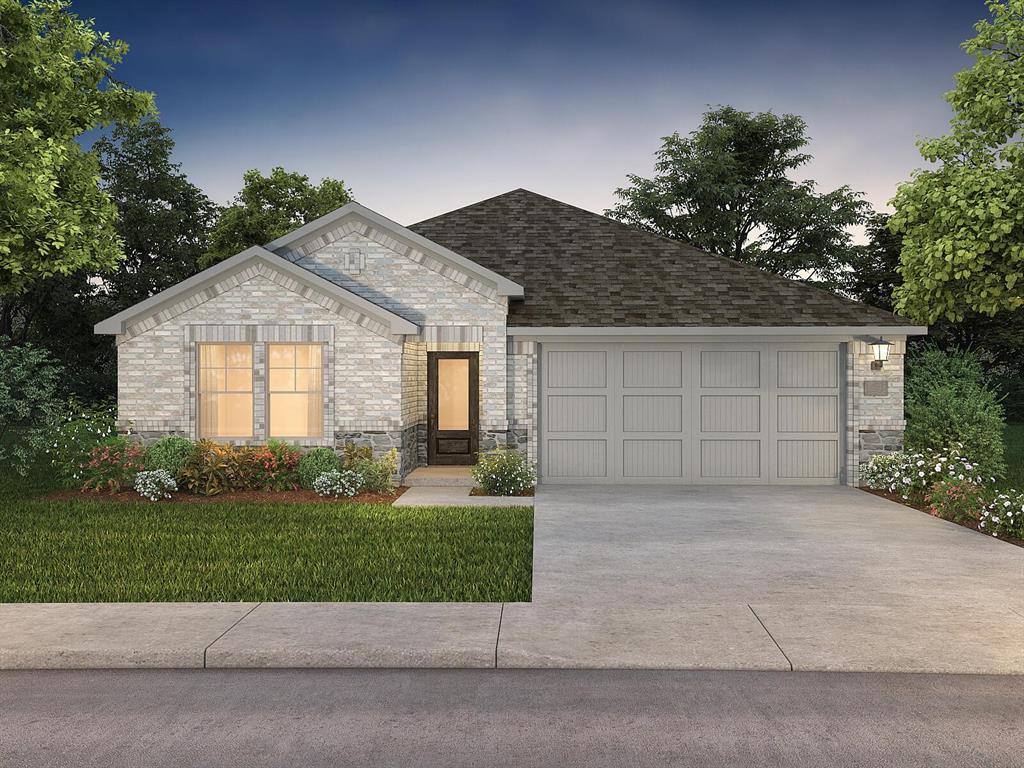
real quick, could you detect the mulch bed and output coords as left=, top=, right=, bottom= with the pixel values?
left=45, top=487, right=409, bottom=505
left=861, top=487, right=1024, bottom=548
left=469, top=487, right=535, bottom=497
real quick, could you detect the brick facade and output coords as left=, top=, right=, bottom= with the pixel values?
left=846, top=337, right=907, bottom=486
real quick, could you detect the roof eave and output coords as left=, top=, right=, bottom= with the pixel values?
left=507, top=325, right=928, bottom=337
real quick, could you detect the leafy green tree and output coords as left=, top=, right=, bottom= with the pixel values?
left=0, top=339, right=65, bottom=475
left=201, top=167, right=353, bottom=267
left=93, top=119, right=216, bottom=305
left=607, top=106, right=869, bottom=284
left=891, top=0, right=1024, bottom=322
left=0, top=0, right=154, bottom=296
left=844, top=214, right=903, bottom=312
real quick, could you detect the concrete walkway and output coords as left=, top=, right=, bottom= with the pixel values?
left=1, top=487, right=1022, bottom=671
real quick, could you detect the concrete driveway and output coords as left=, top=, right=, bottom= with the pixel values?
left=498, top=486, right=1024, bottom=672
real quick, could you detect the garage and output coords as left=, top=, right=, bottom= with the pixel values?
left=539, top=342, right=846, bottom=484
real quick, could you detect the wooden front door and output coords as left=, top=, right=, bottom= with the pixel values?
left=427, top=352, right=479, bottom=465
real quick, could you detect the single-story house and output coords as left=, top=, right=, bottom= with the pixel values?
left=96, top=188, right=926, bottom=486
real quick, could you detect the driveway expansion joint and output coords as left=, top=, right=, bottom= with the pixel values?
left=494, top=603, right=505, bottom=669
left=747, top=605, right=793, bottom=672
left=203, top=602, right=263, bottom=668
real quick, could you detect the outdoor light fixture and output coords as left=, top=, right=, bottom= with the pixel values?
left=870, top=338, right=892, bottom=370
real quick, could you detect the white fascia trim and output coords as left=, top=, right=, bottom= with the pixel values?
left=94, top=246, right=419, bottom=336
left=264, top=202, right=525, bottom=297
left=508, top=325, right=928, bottom=337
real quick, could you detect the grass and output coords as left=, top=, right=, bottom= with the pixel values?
left=0, top=498, right=533, bottom=602
left=1004, top=423, right=1024, bottom=488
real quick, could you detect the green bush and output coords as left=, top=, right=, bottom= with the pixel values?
left=80, top=437, right=146, bottom=493
left=144, top=436, right=193, bottom=478
left=905, top=347, right=1006, bottom=477
left=472, top=448, right=535, bottom=496
left=298, top=447, right=341, bottom=489
left=341, top=442, right=373, bottom=468
left=925, top=479, right=987, bottom=524
left=351, top=448, right=398, bottom=494
left=980, top=490, right=1024, bottom=539
left=0, top=339, right=65, bottom=476
left=46, top=400, right=118, bottom=486
left=179, top=440, right=247, bottom=496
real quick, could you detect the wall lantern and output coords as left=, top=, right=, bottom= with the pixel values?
left=869, top=338, right=892, bottom=370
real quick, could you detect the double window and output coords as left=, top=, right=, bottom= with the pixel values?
left=197, top=343, right=323, bottom=440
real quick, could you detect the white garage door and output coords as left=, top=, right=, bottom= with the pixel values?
left=540, top=342, right=844, bottom=484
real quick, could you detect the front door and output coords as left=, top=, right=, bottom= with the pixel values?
left=427, top=352, right=479, bottom=465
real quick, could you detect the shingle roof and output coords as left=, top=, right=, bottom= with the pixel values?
left=408, top=188, right=911, bottom=328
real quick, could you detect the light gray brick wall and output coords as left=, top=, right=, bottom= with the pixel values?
left=507, top=339, right=538, bottom=462
left=117, top=272, right=403, bottom=441
left=846, top=337, right=907, bottom=486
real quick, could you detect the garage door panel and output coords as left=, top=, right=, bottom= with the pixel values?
left=547, top=351, right=606, bottom=388
left=778, top=351, right=838, bottom=388
left=701, top=395, right=760, bottom=433
left=778, top=440, right=839, bottom=479
left=547, top=395, right=606, bottom=432
left=777, top=395, right=838, bottom=433
left=701, top=439, right=761, bottom=478
left=623, top=439, right=684, bottom=478
left=547, top=439, right=607, bottom=478
left=701, top=351, right=760, bottom=388
left=622, top=351, right=683, bottom=388
left=623, top=395, right=683, bottom=433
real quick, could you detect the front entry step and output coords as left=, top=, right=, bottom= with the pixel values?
left=404, top=466, right=474, bottom=487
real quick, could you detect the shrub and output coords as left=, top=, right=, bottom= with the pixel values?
left=925, top=479, right=987, bottom=524
left=341, top=442, right=373, bottom=468
left=298, top=447, right=341, bottom=489
left=979, top=491, right=1024, bottom=539
left=905, top=347, right=1006, bottom=477
left=179, top=440, right=248, bottom=496
left=861, top=445, right=987, bottom=505
left=312, top=469, right=362, bottom=498
left=247, top=441, right=302, bottom=491
left=134, top=469, right=177, bottom=502
left=472, top=448, right=535, bottom=496
left=144, top=436, right=193, bottom=478
left=81, top=437, right=146, bottom=493
left=0, top=339, right=65, bottom=475
left=351, top=448, right=398, bottom=493
left=46, top=400, right=118, bottom=485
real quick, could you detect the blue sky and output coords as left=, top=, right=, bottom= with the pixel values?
left=76, top=0, right=983, bottom=225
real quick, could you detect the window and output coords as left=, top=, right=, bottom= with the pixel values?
left=268, top=343, right=323, bottom=438
left=198, top=344, right=253, bottom=438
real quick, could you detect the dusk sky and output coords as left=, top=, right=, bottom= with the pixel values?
left=77, top=0, right=983, bottom=226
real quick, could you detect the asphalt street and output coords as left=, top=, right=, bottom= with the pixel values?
left=1, top=669, right=1020, bottom=767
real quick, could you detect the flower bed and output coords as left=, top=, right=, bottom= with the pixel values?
left=861, top=444, right=1024, bottom=548
left=47, top=487, right=407, bottom=505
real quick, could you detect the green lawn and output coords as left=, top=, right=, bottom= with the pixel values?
left=0, top=498, right=533, bottom=602
left=1005, top=423, right=1024, bottom=488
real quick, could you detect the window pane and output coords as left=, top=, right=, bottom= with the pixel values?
left=225, top=344, right=252, bottom=368
left=225, top=368, right=252, bottom=392
left=268, top=368, right=295, bottom=392
left=437, top=358, right=470, bottom=431
left=295, top=368, right=321, bottom=392
left=268, top=344, right=294, bottom=367
left=200, top=344, right=225, bottom=368
left=200, top=393, right=253, bottom=437
left=200, top=368, right=226, bottom=393
left=295, top=344, right=321, bottom=368
left=269, top=393, right=322, bottom=438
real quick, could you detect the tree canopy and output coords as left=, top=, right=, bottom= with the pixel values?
left=201, top=167, right=353, bottom=267
left=0, top=0, right=154, bottom=296
left=890, top=0, right=1024, bottom=321
left=606, top=106, right=868, bottom=285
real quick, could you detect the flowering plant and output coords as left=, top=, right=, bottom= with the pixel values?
left=471, top=448, right=535, bottom=496
left=313, top=469, right=362, bottom=498
left=924, top=479, right=987, bottom=523
left=979, top=491, right=1024, bottom=540
left=80, top=438, right=146, bottom=493
left=46, top=400, right=120, bottom=485
left=245, top=441, right=302, bottom=491
left=861, top=443, right=988, bottom=505
left=134, top=469, right=177, bottom=502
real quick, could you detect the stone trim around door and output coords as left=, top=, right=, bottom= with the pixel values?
left=185, top=325, right=336, bottom=446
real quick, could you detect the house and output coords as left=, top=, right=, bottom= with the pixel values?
left=95, top=189, right=926, bottom=486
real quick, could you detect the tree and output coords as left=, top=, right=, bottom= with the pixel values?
left=0, top=0, right=154, bottom=296
left=844, top=213, right=903, bottom=312
left=891, top=0, right=1024, bottom=322
left=0, top=339, right=65, bottom=475
left=606, top=106, right=869, bottom=284
left=93, top=119, right=216, bottom=305
left=201, top=167, right=353, bottom=267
